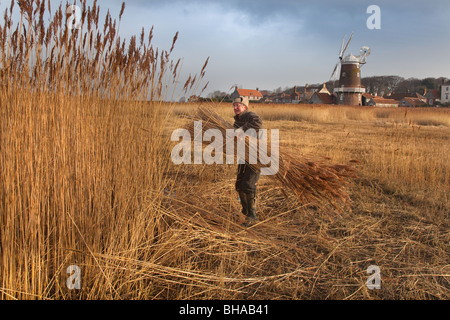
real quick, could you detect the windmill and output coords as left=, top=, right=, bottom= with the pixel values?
left=330, top=33, right=371, bottom=106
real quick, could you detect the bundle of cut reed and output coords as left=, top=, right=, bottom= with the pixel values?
left=187, top=105, right=358, bottom=212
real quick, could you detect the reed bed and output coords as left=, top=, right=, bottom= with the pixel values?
left=0, top=0, right=209, bottom=299
left=202, top=103, right=450, bottom=127
left=1, top=0, right=448, bottom=301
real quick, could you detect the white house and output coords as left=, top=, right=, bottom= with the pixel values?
left=441, top=82, right=450, bottom=104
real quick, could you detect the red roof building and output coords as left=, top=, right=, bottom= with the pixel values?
left=398, top=97, right=427, bottom=108
left=310, top=92, right=334, bottom=104
left=367, top=97, right=399, bottom=107
left=424, top=89, right=441, bottom=106
left=231, top=87, right=263, bottom=101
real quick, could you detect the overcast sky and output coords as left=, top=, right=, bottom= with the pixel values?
left=2, top=0, right=449, bottom=97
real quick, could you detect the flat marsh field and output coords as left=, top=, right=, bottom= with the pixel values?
left=1, top=0, right=447, bottom=301
left=163, top=102, right=449, bottom=299
left=1, top=101, right=449, bottom=300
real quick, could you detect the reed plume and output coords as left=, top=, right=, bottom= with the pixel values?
left=0, top=0, right=207, bottom=300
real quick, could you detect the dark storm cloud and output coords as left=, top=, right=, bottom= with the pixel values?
left=120, top=0, right=450, bottom=30
left=101, top=0, right=450, bottom=93
left=2, top=0, right=448, bottom=94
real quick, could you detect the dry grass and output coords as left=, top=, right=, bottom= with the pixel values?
left=166, top=102, right=449, bottom=300
left=250, top=104, right=450, bottom=127
left=1, top=0, right=448, bottom=300
left=0, top=0, right=208, bottom=300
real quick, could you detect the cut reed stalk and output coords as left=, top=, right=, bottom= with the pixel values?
left=188, top=105, right=358, bottom=213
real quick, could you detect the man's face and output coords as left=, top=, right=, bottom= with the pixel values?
left=233, top=103, right=247, bottom=116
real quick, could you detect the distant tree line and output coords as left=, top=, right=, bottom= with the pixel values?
left=360, top=76, right=449, bottom=96
left=206, top=90, right=232, bottom=102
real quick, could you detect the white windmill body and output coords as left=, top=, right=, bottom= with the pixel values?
left=330, top=34, right=371, bottom=106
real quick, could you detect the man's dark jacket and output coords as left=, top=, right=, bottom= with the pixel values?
left=233, top=110, right=263, bottom=132
left=233, top=109, right=263, bottom=193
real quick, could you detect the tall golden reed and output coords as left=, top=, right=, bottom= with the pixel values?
left=0, top=0, right=207, bottom=299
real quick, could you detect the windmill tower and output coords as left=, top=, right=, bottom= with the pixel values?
left=330, top=33, right=371, bottom=106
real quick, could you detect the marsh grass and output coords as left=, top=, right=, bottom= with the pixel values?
left=165, top=102, right=449, bottom=299
left=220, top=104, right=450, bottom=127
left=0, top=0, right=208, bottom=299
left=1, top=0, right=448, bottom=300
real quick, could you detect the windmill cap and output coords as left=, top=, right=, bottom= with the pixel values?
left=342, top=54, right=360, bottom=63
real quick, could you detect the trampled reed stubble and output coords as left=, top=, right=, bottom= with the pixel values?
left=165, top=101, right=449, bottom=299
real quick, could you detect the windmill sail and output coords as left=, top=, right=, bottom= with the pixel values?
left=330, top=33, right=354, bottom=82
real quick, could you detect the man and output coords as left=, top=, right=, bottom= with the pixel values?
left=232, top=97, right=263, bottom=226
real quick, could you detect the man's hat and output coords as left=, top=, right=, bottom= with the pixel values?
left=233, top=97, right=249, bottom=107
